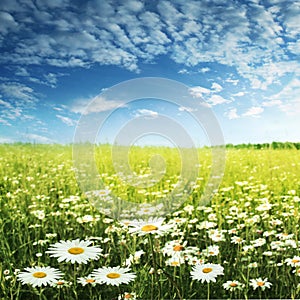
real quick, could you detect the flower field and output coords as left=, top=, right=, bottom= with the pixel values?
left=0, top=144, right=300, bottom=299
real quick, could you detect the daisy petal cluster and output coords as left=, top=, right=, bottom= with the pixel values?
left=128, top=217, right=172, bottom=236
left=90, top=266, right=136, bottom=286
left=77, top=277, right=97, bottom=286
left=223, top=280, right=245, bottom=291
left=249, top=277, right=272, bottom=290
left=17, top=266, right=63, bottom=287
left=190, top=263, right=224, bottom=283
left=46, top=239, right=102, bottom=264
left=285, top=256, right=300, bottom=267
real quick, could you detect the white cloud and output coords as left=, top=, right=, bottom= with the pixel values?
left=200, top=67, right=210, bottom=73
left=189, top=86, right=211, bottom=98
left=0, top=82, right=36, bottom=102
left=225, top=108, right=240, bottom=120
left=0, top=0, right=298, bottom=90
left=242, top=106, right=264, bottom=117
left=270, top=78, right=300, bottom=115
left=56, top=114, right=77, bottom=126
left=0, top=118, right=12, bottom=126
left=261, top=99, right=282, bottom=107
left=208, top=95, right=230, bottom=106
left=211, top=83, right=223, bottom=92
left=24, top=133, right=54, bottom=143
left=135, top=109, right=158, bottom=119
left=0, top=11, right=18, bottom=35
left=232, top=92, right=245, bottom=97
left=70, top=95, right=125, bottom=115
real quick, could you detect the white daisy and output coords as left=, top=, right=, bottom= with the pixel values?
left=249, top=278, right=272, bottom=290
left=17, top=266, right=63, bottom=287
left=77, top=276, right=97, bottom=286
left=90, top=266, right=136, bottom=286
left=46, top=239, right=102, bottom=264
left=51, top=279, right=71, bottom=288
left=118, top=292, right=137, bottom=299
left=165, top=255, right=185, bottom=267
left=128, top=217, right=172, bottom=236
left=285, top=256, right=300, bottom=267
left=190, top=263, right=224, bottom=283
left=202, top=245, right=219, bottom=257
left=223, top=280, right=245, bottom=291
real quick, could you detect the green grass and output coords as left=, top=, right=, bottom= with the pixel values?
left=0, top=144, right=299, bottom=299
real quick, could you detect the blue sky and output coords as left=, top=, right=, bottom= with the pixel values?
left=0, top=0, right=299, bottom=145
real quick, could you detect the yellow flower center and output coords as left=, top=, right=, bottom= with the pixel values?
left=229, top=282, right=238, bottom=287
left=209, top=251, right=215, bottom=255
left=56, top=281, right=64, bottom=285
left=33, top=272, right=47, bottom=278
left=68, top=247, right=84, bottom=255
left=86, top=279, right=95, bottom=283
left=292, top=259, right=300, bottom=264
left=106, top=272, right=121, bottom=279
left=202, top=267, right=213, bottom=273
left=257, top=281, right=265, bottom=286
left=125, top=294, right=133, bottom=299
left=171, top=261, right=180, bottom=266
left=141, top=224, right=158, bottom=232
left=173, top=245, right=184, bottom=251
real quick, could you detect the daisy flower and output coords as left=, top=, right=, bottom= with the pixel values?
left=77, top=276, right=97, bottom=286
left=90, top=266, right=136, bottom=286
left=118, top=292, right=137, bottom=299
left=46, top=239, right=102, bottom=264
left=190, top=263, right=224, bottom=283
left=293, top=268, right=300, bottom=276
left=162, top=240, right=188, bottom=256
left=231, top=236, right=245, bottom=244
left=223, top=280, right=245, bottom=291
left=249, top=278, right=272, bottom=290
left=17, top=266, right=63, bottom=287
left=285, top=256, right=300, bottom=267
left=128, top=218, right=172, bottom=236
left=165, top=255, right=185, bottom=267
left=202, top=245, right=219, bottom=257
left=51, top=279, right=71, bottom=288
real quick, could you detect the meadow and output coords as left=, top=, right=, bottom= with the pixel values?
left=0, top=144, right=299, bottom=299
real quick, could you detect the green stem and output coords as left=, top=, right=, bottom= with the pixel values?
left=207, top=282, right=210, bottom=300
left=148, top=234, right=161, bottom=299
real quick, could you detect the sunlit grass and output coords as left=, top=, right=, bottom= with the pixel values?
left=0, top=144, right=299, bottom=299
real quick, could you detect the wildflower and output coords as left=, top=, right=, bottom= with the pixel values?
left=223, top=280, right=245, bottom=291
left=77, top=277, right=97, bottom=286
left=203, top=245, right=219, bottom=257
left=190, top=263, right=224, bottom=283
left=248, top=262, right=258, bottom=268
left=118, top=292, right=137, bottom=299
left=293, top=268, right=300, bottom=276
left=285, top=256, right=300, bottom=267
left=128, top=218, right=172, bottom=236
left=249, top=278, right=272, bottom=290
left=165, top=255, right=185, bottom=267
left=51, top=279, right=71, bottom=288
left=90, top=266, right=136, bottom=286
left=208, top=229, right=226, bottom=242
left=17, top=266, right=63, bottom=287
left=162, top=240, right=188, bottom=257
left=231, top=236, right=245, bottom=244
left=46, top=239, right=102, bottom=264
